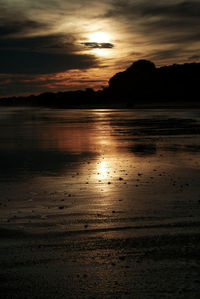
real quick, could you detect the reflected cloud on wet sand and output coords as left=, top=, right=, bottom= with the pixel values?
left=0, top=108, right=200, bottom=235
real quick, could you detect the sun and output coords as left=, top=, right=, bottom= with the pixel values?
left=88, top=32, right=111, bottom=43
left=84, top=31, right=114, bottom=57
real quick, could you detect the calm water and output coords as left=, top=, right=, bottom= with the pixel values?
left=0, top=108, right=200, bottom=234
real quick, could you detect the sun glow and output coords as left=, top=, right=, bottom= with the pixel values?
left=85, top=31, right=114, bottom=57
left=88, top=31, right=111, bottom=43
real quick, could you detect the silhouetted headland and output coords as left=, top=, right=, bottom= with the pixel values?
left=1, top=60, right=200, bottom=108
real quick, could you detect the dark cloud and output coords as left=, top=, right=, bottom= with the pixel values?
left=144, top=47, right=200, bottom=64
left=0, top=49, right=98, bottom=74
left=0, top=33, right=78, bottom=51
left=0, top=5, right=98, bottom=76
left=107, top=1, right=200, bottom=46
left=108, top=0, right=200, bottom=20
left=0, top=4, right=49, bottom=37
left=0, top=20, right=46, bottom=37
left=81, top=42, right=114, bottom=49
left=189, top=54, right=200, bottom=60
left=141, top=1, right=200, bottom=19
left=0, top=16, right=99, bottom=94
left=149, top=49, right=184, bottom=60
left=0, top=16, right=98, bottom=76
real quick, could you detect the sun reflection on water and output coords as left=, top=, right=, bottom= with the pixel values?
left=97, top=159, right=110, bottom=180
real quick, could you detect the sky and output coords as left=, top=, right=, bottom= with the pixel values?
left=0, top=0, right=200, bottom=97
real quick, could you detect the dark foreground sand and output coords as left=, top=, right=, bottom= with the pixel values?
left=1, top=224, right=200, bottom=298
left=0, top=108, right=200, bottom=298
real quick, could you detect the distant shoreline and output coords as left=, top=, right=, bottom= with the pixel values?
left=1, top=60, right=200, bottom=108
left=1, top=102, right=200, bottom=109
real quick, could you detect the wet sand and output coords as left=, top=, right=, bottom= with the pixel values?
left=0, top=108, right=200, bottom=298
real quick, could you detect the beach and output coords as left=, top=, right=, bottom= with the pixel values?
left=0, top=108, right=200, bottom=298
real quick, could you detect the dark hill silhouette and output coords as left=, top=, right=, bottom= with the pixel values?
left=106, top=59, right=200, bottom=106
left=108, top=60, right=157, bottom=103
left=126, top=59, right=156, bottom=73
left=0, top=60, right=200, bottom=108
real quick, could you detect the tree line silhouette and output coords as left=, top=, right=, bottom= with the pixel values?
left=1, top=60, right=200, bottom=108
